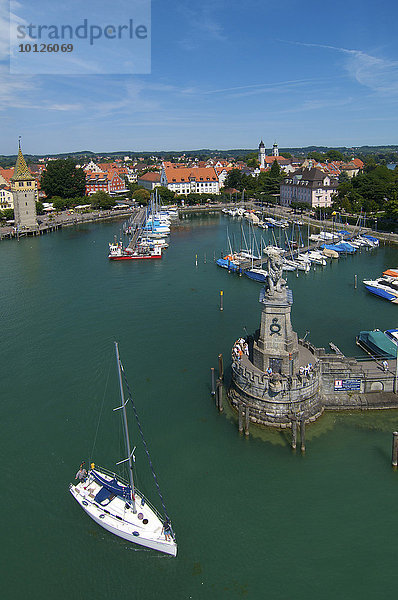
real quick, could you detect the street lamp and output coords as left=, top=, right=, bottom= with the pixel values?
left=332, top=210, right=336, bottom=239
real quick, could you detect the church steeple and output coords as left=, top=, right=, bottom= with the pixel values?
left=258, top=139, right=266, bottom=169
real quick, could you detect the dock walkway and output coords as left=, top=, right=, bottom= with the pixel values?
left=127, top=208, right=147, bottom=250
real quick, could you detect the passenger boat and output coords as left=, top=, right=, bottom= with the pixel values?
left=70, top=342, right=177, bottom=556
left=108, top=241, right=162, bottom=260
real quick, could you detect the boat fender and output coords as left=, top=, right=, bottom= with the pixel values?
left=133, top=531, right=139, bottom=536
left=82, top=500, right=88, bottom=506
left=99, top=514, right=105, bottom=519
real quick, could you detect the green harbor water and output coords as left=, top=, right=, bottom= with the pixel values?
left=1, top=213, right=398, bottom=599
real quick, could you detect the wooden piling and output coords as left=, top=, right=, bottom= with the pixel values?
left=238, top=404, right=243, bottom=433
left=291, top=419, right=297, bottom=450
left=300, top=419, right=306, bottom=452
left=210, top=367, right=215, bottom=396
left=245, top=405, right=250, bottom=436
left=218, top=353, right=224, bottom=380
left=217, top=378, right=223, bottom=413
left=354, top=274, right=357, bottom=289
left=220, top=290, right=223, bottom=311
left=392, top=431, right=398, bottom=467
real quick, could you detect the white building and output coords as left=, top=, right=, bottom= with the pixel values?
left=280, top=167, right=338, bottom=208
left=0, top=186, right=13, bottom=210
left=160, top=166, right=220, bottom=195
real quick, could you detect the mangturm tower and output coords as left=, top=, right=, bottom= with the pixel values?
left=10, top=141, right=38, bottom=231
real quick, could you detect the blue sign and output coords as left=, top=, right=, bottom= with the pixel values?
left=334, top=379, right=361, bottom=391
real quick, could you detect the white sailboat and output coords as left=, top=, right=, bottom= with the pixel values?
left=70, top=343, right=177, bottom=556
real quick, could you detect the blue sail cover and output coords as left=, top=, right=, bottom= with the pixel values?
left=92, top=470, right=132, bottom=500
left=245, top=270, right=267, bottom=283
left=216, top=258, right=240, bottom=272
left=364, top=285, right=396, bottom=302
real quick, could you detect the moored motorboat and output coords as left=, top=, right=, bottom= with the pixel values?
left=363, top=276, right=398, bottom=303
left=356, top=329, right=397, bottom=359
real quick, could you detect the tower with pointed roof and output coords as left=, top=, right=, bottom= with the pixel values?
left=258, top=140, right=266, bottom=169
left=10, top=141, right=38, bottom=230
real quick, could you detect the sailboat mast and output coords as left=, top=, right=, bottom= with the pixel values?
left=115, top=342, right=137, bottom=513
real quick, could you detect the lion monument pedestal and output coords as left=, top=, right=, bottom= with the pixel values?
left=252, top=247, right=299, bottom=376
left=229, top=247, right=324, bottom=428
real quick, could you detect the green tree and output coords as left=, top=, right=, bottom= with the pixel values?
left=157, top=186, right=175, bottom=204
left=338, top=171, right=349, bottom=184
left=246, top=157, right=259, bottom=168
left=89, top=191, right=116, bottom=209
left=36, top=201, right=44, bottom=215
left=308, top=151, right=325, bottom=162
left=41, top=159, right=86, bottom=198
left=132, top=188, right=151, bottom=204
left=326, top=149, right=345, bottom=161
left=1, top=208, right=15, bottom=220
left=52, top=197, right=69, bottom=211
left=269, top=160, right=281, bottom=178
left=224, top=169, right=243, bottom=190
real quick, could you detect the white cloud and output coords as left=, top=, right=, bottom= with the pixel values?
left=286, top=41, right=398, bottom=95
left=177, top=1, right=226, bottom=50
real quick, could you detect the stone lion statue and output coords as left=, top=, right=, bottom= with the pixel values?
left=264, top=247, right=286, bottom=295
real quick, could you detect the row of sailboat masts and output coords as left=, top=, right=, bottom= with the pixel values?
left=114, top=341, right=137, bottom=513
left=231, top=224, right=329, bottom=271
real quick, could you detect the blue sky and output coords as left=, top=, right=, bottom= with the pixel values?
left=1, top=0, right=398, bottom=154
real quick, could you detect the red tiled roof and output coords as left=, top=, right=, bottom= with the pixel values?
left=164, top=166, right=218, bottom=183
left=0, top=168, right=15, bottom=182
left=138, top=172, right=161, bottom=182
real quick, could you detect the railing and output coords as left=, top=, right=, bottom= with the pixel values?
left=90, top=465, right=165, bottom=523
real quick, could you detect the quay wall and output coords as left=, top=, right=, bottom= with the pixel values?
left=229, top=338, right=398, bottom=429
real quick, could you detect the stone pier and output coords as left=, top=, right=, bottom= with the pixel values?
left=228, top=247, right=398, bottom=430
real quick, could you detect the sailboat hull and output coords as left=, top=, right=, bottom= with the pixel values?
left=70, top=471, right=177, bottom=557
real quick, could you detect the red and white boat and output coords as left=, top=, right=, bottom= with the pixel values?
left=108, top=241, right=162, bottom=260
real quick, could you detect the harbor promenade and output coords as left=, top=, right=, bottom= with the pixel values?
left=0, top=207, right=134, bottom=241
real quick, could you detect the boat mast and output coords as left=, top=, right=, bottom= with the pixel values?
left=114, top=342, right=137, bottom=513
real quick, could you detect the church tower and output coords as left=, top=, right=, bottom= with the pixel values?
left=258, top=140, right=266, bottom=169
left=10, top=142, right=38, bottom=230
left=272, top=142, right=279, bottom=157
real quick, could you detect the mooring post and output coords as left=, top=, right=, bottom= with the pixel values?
left=291, top=418, right=297, bottom=450
left=245, top=405, right=250, bottom=436
left=220, top=290, right=223, bottom=311
left=217, top=378, right=223, bottom=412
left=238, top=403, right=243, bottom=433
left=392, top=431, right=398, bottom=467
left=300, top=419, right=306, bottom=452
left=354, top=274, right=357, bottom=289
left=218, top=353, right=224, bottom=381
left=210, top=367, right=215, bottom=396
